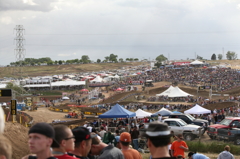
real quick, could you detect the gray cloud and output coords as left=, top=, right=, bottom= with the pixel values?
left=1, top=0, right=240, bottom=65
left=0, top=0, right=57, bottom=12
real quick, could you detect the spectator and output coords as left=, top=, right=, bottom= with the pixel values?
left=0, top=134, right=12, bottom=159
left=27, top=122, right=56, bottom=159
left=171, top=134, right=188, bottom=158
left=130, top=126, right=139, bottom=150
left=90, top=132, right=124, bottom=159
left=119, top=132, right=142, bottom=159
left=0, top=107, right=5, bottom=134
left=217, top=145, right=234, bottom=159
left=158, top=114, right=162, bottom=122
left=188, top=152, right=209, bottom=159
left=99, top=126, right=106, bottom=139
left=51, top=125, right=76, bottom=159
left=115, top=130, right=121, bottom=148
left=141, top=121, right=175, bottom=159
left=68, top=126, right=96, bottom=159
left=169, top=131, right=177, bottom=156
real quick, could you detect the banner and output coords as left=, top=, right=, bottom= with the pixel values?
left=11, top=100, right=17, bottom=115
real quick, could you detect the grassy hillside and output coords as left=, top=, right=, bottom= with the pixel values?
left=0, top=62, right=147, bottom=78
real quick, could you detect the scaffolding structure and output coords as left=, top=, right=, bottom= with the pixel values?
left=14, top=25, right=25, bottom=77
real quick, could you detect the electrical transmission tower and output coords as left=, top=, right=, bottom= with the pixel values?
left=14, top=25, right=25, bottom=77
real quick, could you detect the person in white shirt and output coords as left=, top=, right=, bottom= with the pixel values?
left=99, top=126, right=106, bottom=138
left=158, top=114, right=162, bottom=122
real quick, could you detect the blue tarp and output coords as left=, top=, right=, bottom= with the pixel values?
left=172, top=111, right=182, bottom=114
left=98, top=103, right=136, bottom=118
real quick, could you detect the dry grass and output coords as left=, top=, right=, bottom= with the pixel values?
left=0, top=62, right=146, bottom=78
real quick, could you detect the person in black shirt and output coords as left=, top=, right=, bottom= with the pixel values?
left=68, top=126, right=97, bottom=159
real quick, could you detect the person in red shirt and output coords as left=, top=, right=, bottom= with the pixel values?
left=171, top=134, right=188, bottom=158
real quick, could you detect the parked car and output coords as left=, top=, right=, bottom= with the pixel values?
left=168, top=113, right=208, bottom=133
left=207, top=117, right=240, bottom=139
left=163, top=118, right=204, bottom=141
left=217, top=123, right=240, bottom=145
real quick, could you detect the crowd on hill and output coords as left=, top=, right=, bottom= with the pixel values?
left=113, top=67, right=240, bottom=93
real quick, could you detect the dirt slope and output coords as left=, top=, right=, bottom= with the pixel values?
left=3, top=122, right=29, bottom=159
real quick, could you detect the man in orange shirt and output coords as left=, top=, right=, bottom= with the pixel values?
left=119, top=132, right=142, bottom=159
left=171, top=134, right=188, bottom=158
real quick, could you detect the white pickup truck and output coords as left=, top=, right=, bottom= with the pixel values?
left=163, top=118, right=204, bottom=141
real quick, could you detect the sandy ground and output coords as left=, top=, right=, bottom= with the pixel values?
left=26, top=107, right=74, bottom=123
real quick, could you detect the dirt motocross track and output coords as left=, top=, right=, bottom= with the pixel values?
left=4, top=81, right=240, bottom=159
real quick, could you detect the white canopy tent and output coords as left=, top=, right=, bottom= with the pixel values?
left=184, top=104, right=211, bottom=114
left=190, top=60, right=204, bottom=65
left=135, top=109, right=152, bottom=118
left=90, top=76, right=103, bottom=83
left=156, top=86, right=193, bottom=97
left=152, top=107, right=173, bottom=116
left=51, top=81, right=85, bottom=86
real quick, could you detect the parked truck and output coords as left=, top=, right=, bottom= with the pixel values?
left=217, top=123, right=240, bottom=145
left=163, top=118, right=204, bottom=141
left=207, top=117, right=240, bottom=139
left=168, top=113, right=208, bottom=133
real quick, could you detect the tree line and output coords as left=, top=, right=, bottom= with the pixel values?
left=211, top=51, right=237, bottom=60
left=8, top=54, right=140, bottom=67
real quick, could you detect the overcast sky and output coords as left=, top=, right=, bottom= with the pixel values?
left=1, top=0, right=240, bottom=65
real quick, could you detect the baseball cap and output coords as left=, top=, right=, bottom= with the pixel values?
left=120, top=132, right=131, bottom=142
left=188, top=152, right=195, bottom=157
left=72, top=126, right=97, bottom=143
left=28, top=122, right=55, bottom=139
left=141, top=121, right=171, bottom=138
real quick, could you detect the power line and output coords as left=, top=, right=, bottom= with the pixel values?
left=24, top=44, right=240, bottom=47
left=24, top=31, right=240, bottom=36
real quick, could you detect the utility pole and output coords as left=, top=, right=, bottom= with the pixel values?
left=222, top=47, right=224, bottom=59
left=14, top=25, right=26, bottom=103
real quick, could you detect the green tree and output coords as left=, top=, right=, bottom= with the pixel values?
left=154, top=62, right=162, bottom=68
left=81, top=55, right=90, bottom=64
left=105, top=56, right=110, bottom=62
left=97, top=59, right=101, bottom=63
left=58, top=60, right=63, bottom=65
left=197, top=55, right=203, bottom=60
left=6, top=82, right=27, bottom=95
left=126, top=58, right=130, bottom=62
left=211, top=54, right=216, bottom=60
left=119, top=58, right=124, bottom=62
left=226, top=51, right=237, bottom=60
left=218, top=54, right=223, bottom=60
left=109, top=53, right=118, bottom=62
left=156, top=54, right=168, bottom=63
left=134, top=58, right=139, bottom=61
left=47, top=61, right=53, bottom=65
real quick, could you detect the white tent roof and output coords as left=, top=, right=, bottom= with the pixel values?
left=91, top=76, right=103, bottom=83
left=152, top=107, right=173, bottom=116
left=23, top=84, right=51, bottom=88
left=0, top=84, right=6, bottom=88
left=184, top=104, right=211, bottom=114
left=135, top=109, right=152, bottom=118
left=51, top=81, right=85, bottom=86
left=156, top=86, right=193, bottom=97
left=190, top=60, right=204, bottom=65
